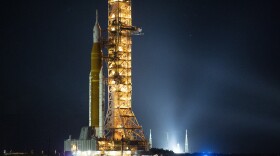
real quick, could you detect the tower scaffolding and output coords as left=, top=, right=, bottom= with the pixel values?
left=64, top=0, right=147, bottom=155
left=101, top=0, right=148, bottom=151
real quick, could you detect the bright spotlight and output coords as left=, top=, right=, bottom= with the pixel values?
left=173, top=143, right=182, bottom=153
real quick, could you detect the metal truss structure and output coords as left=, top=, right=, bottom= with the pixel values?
left=104, top=0, right=147, bottom=148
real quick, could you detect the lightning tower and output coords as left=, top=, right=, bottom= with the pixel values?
left=185, top=129, right=189, bottom=153
left=149, top=129, right=152, bottom=149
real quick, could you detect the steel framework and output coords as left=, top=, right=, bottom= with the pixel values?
left=104, top=0, right=146, bottom=145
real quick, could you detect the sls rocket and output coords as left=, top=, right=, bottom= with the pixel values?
left=89, top=10, right=104, bottom=138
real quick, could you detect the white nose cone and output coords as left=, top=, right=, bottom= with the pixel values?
left=93, top=10, right=101, bottom=43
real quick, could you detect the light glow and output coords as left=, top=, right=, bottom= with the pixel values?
left=72, top=150, right=102, bottom=156
left=173, top=143, right=183, bottom=153
left=71, top=144, right=77, bottom=151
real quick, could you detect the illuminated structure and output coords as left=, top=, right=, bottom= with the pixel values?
left=65, top=0, right=148, bottom=155
left=64, top=11, right=103, bottom=154
left=99, top=0, right=147, bottom=151
left=166, top=132, right=169, bottom=149
left=185, top=129, right=189, bottom=153
left=89, top=10, right=104, bottom=138
left=105, top=0, right=144, bottom=140
left=149, top=129, right=152, bottom=148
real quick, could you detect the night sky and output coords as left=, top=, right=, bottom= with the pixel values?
left=1, top=0, right=280, bottom=153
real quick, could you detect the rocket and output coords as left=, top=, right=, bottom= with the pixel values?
left=89, top=10, right=104, bottom=138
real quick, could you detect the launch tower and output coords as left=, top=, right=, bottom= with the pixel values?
left=99, top=0, right=147, bottom=151
left=64, top=0, right=147, bottom=155
left=105, top=0, right=144, bottom=141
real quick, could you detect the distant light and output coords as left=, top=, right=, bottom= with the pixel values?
left=173, top=143, right=182, bottom=153
left=71, top=144, right=77, bottom=151
left=73, top=150, right=102, bottom=156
